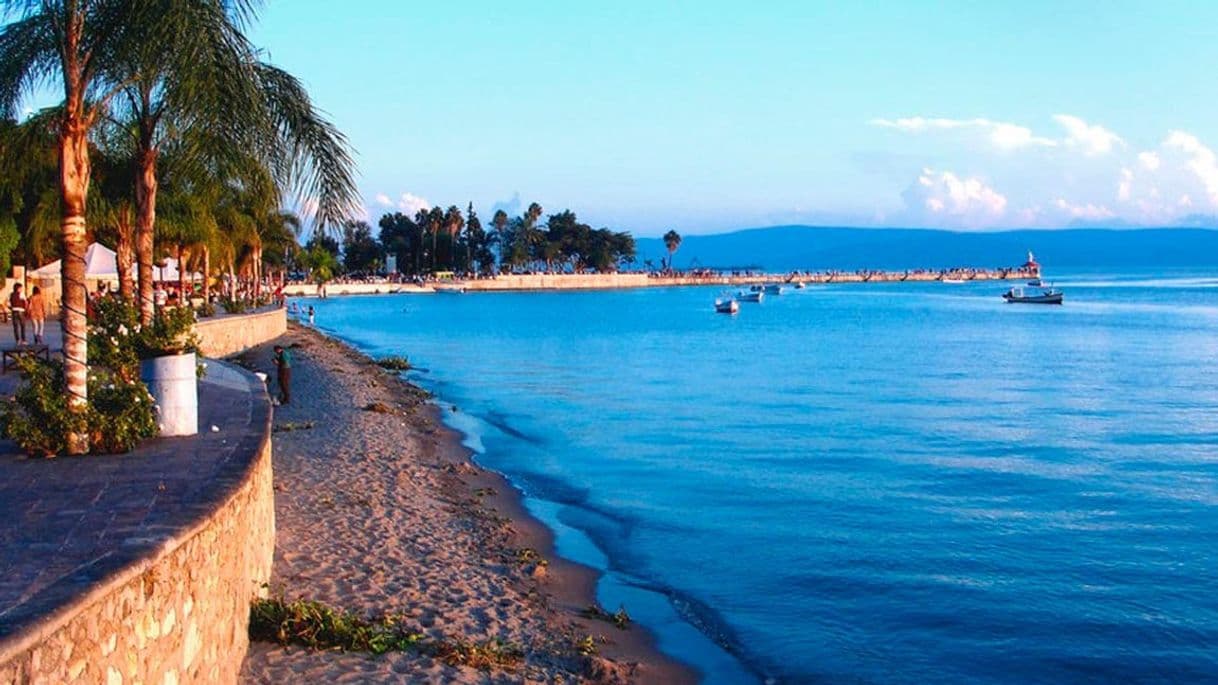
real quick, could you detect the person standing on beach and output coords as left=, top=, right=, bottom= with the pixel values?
left=26, top=286, right=45, bottom=345
left=8, top=283, right=27, bottom=345
left=273, top=345, right=292, bottom=405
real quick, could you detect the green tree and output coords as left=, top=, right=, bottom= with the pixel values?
left=341, top=220, right=382, bottom=273
left=465, top=203, right=495, bottom=275
left=378, top=211, right=420, bottom=275
left=663, top=229, right=682, bottom=272
left=490, top=209, right=509, bottom=272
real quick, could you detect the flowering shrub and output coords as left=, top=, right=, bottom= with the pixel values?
left=134, top=305, right=199, bottom=358
left=88, top=297, right=140, bottom=381
left=2, top=297, right=186, bottom=456
left=88, top=376, right=158, bottom=453
left=1, top=356, right=160, bottom=456
left=0, top=357, right=86, bottom=457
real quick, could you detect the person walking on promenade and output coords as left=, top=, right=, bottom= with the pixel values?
left=8, top=283, right=27, bottom=345
left=26, top=286, right=45, bottom=345
left=273, top=344, right=292, bottom=405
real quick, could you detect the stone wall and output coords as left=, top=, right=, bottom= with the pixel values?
left=195, top=308, right=286, bottom=358
left=0, top=412, right=274, bottom=685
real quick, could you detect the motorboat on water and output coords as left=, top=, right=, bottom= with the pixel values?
left=942, top=278, right=965, bottom=284
left=1003, top=286, right=1063, bottom=304
left=738, top=290, right=764, bottom=303
left=1027, top=278, right=1043, bottom=286
left=714, top=297, right=739, bottom=314
left=764, top=283, right=785, bottom=295
left=434, top=284, right=466, bottom=294
left=794, top=281, right=806, bottom=289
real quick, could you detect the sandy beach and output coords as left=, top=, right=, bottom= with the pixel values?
left=237, top=323, right=695, bottom=684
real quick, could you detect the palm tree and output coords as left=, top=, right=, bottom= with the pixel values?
left=663, top=229, right=682, bottom=273
left=0, top=1, right=180, bottom=452
left=102, top=4, right=355, bottom=323
left=1, top=2, right=356, bottom=453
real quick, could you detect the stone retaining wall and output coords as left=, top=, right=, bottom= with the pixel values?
left=0, top=415, right=273, bottom=685
left=0, top=369, right=275, bottom=685
left=195, top=308, right=286, bottom=358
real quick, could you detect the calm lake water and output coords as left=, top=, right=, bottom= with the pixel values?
left=302, top=271, right=1218, bottom=684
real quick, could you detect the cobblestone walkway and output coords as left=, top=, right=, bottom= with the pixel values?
left=0, top=360, right=271, bottom=641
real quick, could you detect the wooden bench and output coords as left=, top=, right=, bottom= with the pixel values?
left=2, top=345, right=50, bottom=373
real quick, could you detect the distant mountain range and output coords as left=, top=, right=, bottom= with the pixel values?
left=636, top=226, right=1218, bottom=271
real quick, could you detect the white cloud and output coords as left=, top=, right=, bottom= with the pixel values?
left=1138, top=151, right=1161, bottom=171
left=1052, top=114, right=1124, bottom=155
left=903, top=168, right=1007, bottom=225
left=375, top=193, right=393, bottom=207
left=1163, top=130, right=1218, bottom=206
left=1054, top=198, right=1115, bottom=220
left=395, top=192, right=432, bottom=215
left=1118, top=168, right=1134, bottom=202
left=870, top=117, right=1056, bottom=150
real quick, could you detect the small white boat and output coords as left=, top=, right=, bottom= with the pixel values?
left=1003, top=286, right=1063, bottom=304
left=738, top=290, right=764, bottom=303
left=764, top=284, right=785, bottom=295
left=434, top=284, right=465, bottom=294
left=714, top=297, right=739, bottom=314
left=942, top=278, right=965, bottom=284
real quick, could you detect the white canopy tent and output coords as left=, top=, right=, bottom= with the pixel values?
left=29, top=242, right=131, bottom=280
left=29, top=243, right=199, bottom=282
left=153, top=257, right=202, bottom=283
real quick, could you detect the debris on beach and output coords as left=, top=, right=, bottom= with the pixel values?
left=363, top=401, right=394, bottom=414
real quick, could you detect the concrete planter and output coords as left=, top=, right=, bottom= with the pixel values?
left=140, top=352, right=198, bottom=436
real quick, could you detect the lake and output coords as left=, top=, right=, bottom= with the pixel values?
left=303, top=271, right=1218, bottom=683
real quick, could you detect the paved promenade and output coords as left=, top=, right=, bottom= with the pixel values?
left=0, top=360, right=271, bottom=641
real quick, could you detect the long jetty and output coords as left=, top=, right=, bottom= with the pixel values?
left=283, top=266, right=1038, bottom=297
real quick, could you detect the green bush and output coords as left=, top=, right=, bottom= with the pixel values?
left=0, top=356, right=160, bottom=457
left=135, top=306, right=200, bottom=358
left=88, top=376, right=158, bottom=454
left=376, top=355, right=411, bottom=371
left=221, top=297, right=249, bottom=314
left=88, top=297, right=140, bottom=380
left=0, top=357, right=85, bottom=457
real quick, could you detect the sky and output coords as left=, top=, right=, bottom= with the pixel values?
left=248, top=2, right=1217, bottom=235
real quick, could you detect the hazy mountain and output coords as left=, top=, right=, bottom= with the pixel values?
left=637, top=226, right=1218, bottom=271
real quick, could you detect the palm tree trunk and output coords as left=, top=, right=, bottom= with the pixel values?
left=253, top=246, right=261, bottom=301
left=116, top=213, right=135, bottom=302
left=59, top=120, right=91, bottom=454
left=135, top=148, right=158, bottom=325
left=176, top=244, right=187, bottom=303
left=202, top=246, right=211, bottom=301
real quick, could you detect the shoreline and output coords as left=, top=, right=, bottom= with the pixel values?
left=239, top=323, right=699, bottom=684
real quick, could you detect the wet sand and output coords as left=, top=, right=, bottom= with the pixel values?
left=237, top=323, right=696, bottom=684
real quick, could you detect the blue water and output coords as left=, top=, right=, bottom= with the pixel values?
left=301, top=271, right=1218, bottom=684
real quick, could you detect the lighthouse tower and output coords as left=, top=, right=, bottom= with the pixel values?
left=1022, top=250, right=1041, bottom=277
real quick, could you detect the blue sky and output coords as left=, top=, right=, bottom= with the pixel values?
left=244, top=2, right=1218, bottom=235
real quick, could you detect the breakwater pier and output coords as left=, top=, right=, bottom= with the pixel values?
left=283, top=265, right=1040, bottom=297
